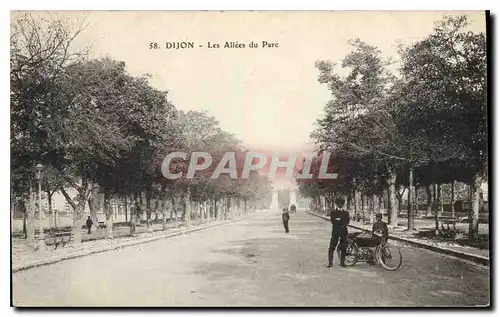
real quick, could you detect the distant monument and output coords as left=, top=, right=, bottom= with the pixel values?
left=269, top=189, right=279, bottom=210
left=269, top=178, right=299, bottom=210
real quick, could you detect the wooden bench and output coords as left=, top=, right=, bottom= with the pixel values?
left=440, top=218, right=457, bottom=231
left=44, top=230, right=73, bottom=249
left=81, top=222, right=106, bottom=230
left=439, top=217, right=457, bottom=238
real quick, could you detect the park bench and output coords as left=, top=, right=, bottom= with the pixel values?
left=44, top=229, right=73, bottom=250
left=81, top=221, right=106, bottom=230
left=439, top=217, right=457, bottom=239
left=440, top=217, right=457, bottom=231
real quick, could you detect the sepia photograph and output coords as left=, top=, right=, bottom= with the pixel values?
left=10, top=10, right=489, bottom=307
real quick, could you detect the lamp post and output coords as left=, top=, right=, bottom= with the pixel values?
left=35, top=163, right=46, bottom=253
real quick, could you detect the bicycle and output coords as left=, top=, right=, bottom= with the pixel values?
left=344, top=231, right=403, bottom=271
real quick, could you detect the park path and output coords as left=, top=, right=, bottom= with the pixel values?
left=12, top=210, right=490, bottom=307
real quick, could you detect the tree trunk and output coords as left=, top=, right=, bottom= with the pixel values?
left=162, top=198, right=168, bottom=231
left=206, top=200, right=211, bottom=221
left=370, top=194, right=377, bottom=224
left=386, top=187, right=391, bottom=224
left=347, top=190, right=352, bottom=213
left=407, top=168, right=415, bottom=230
left=426, top=185, right=432, bottom=217
left=451, top=181, right=455, bottom=219
left=26, top=188, right=35, bottom=247
left=124, top=196, right=128, bottom=223
left=45, top=191, right=53, bottom=229
left=174, top=196, right=179, bottom=226
left=170, top=196, right=175, bottom=222
left=180, top=193, right=187, bottom=222
left=161, top=186, right=168, bottom=231
left=145, top=188, right=153, bottom=233
left=354, top=188, right=361, bottom=222
left=361, top=194, right=365, bottom=222
left=185, top=190, right=192, bottom=226
left=71, top=202, right=86, bottom=245
left=61, top=180, right=89, bottom=246
left=396, top=186, right=405, bottom=216
left=468, top=184, right=472, bottom=212
left=139, top=193, right=144, bottom=226
left=200, top=201, right=205, bottom=221
left=131, top=192, right=141, bottom=236
left=21, top=201, right=28, bottom=239
left=129, top=198, right=137, bottom=236
left=378, top=195, right=383, bottom=216
left=414, top=186, right=419, bottom=218
left=103, top=189, right=113, bottom=239
left=197, top=202, right=202, bottom=220
left=88, top=182, right=101, bottom=229
left=229, top=196, right=235, bottom=219
left=434, top=189, right=440, bottom=235
left=437, top=184, right=443, bottom=217
left=387, top=167, right=398, bottom=227
left=469, top=175, right=481, bottom=241
left=223, top=196, right=228, bottom=220
left=214, top=199, right=219, bottom=221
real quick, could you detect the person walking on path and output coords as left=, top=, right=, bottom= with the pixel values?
left=282, top=207, right=290, bottom=233
left=327, top=197, right=350, bottom=268
left=86, top=216, right=93, bottom=235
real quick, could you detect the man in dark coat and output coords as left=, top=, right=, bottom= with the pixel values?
left=327, top=197, right=350, bottom=268
left=86, top=216, right=93, bottom=235
left=282, top=207, right=290, bottom=233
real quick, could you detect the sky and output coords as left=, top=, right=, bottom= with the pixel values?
left=10, top=11, right=487, bottom=190
left=13, top=11, right=486, bottom=154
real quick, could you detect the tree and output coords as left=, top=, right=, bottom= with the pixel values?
left=397, top=15, right=486, bottom=239
left=11, top=12, right=89, bottom=246
left=312, top=39, right=403, bottom=226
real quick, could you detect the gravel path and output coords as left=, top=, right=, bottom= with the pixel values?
left=12, top=210, right=490, bottom=307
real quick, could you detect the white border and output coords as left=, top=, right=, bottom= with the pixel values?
left=4, top=0, right=499, bottom=10
left=3, top=1, right=497, bottom=316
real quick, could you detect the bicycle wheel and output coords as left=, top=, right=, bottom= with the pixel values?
left=344, top=240, right=358, bottom=266
left=376, top=244, right=402, bottom=271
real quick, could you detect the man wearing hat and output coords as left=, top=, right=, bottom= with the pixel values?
left=327, top=197, right=350, bottom=268
left=282, top=207, right=290, bottom=233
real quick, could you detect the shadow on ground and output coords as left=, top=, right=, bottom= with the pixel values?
left=189, top=214, right=489, bottom=307
left=413, top=229, right=489, bottom=250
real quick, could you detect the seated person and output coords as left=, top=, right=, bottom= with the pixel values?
left=366, top=213, right=389, bottom=264
left=372, top=213, right=389, bottom=244
left=348, top=213, right=389, bottom=265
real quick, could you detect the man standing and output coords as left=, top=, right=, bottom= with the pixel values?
left=327, top=197, right=350, bottom=268
left=282, top=207, right=290, bottom=233
left=86, top=216, right=93, bottom=235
